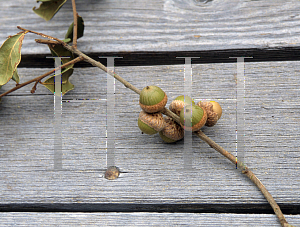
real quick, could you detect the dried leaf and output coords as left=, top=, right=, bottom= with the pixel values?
left=48, top=43, right=74, bottom=68
left=42, top=68, right=74, bottom=95
left=12, top=69, right=20, bottom=84
left=64, top=15, right=84, bottom=43
left=33, top=0, right=67, bottom=21
left=0, top=32, right=26, bottom=86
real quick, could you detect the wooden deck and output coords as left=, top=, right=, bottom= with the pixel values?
left=0, top=0, right=300, bottom=226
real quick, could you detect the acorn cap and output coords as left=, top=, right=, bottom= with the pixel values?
left=197, top=101, right=218, bottom=127
left=159, top=116, right=184, bottom=143
left=179, top=105, right=207, bottom=131
left=197, top=101, right=222, bottom=127
left=169, top=95, right=195, bottom=116
left=139, top=86, right=168, bottom=113
left=138, top=110, right=165, bottom=135
left=169, top=100, right=186, bottom=116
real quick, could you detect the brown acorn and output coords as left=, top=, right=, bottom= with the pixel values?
left=139, top=85, right=168, bottom=113
left=138, top=110, right=165, bottom=135
left=159, top=116, right=184, bottom=143
left=197, top=101, right=222, bottom=127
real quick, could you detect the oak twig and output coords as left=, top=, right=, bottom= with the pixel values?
left=4, top=25, right=294, bottom=227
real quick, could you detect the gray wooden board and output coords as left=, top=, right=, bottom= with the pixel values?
left=1, top=0, right=300, bottom=53
left=1, top=61, right=299, bottom=213
left=0, top=213, right=300, bottom=226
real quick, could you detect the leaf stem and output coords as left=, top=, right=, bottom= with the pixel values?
left=71, top=0, right=78, bottom=48
left=0, top=56, right=83, bottom=98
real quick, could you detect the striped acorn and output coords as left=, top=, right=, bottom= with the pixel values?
left=138, top=110, right=166, bottom=135
left=179, top=104, right=207, bottom=132
left=139, top=85, right=168, bottom=113
left=169, top=95, right=195, bottom=116
left=197, top=101, right=222, bottom=127
left=159, top=116, right=184, bottom=143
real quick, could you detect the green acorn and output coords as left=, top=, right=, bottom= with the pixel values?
left=179, top=104, right=207, bottom=132
left=139, top=86, right=168, bottom=113
left=138, top=110, right=165, bottom=135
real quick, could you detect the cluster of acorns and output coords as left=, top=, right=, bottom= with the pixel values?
left=138, top=85, right=222, bottom=143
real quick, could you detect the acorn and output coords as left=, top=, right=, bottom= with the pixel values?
left=179, top=104, right=207, bottom=131
left=138, top=110, right=166, bottom=135
left=169, top=95, right=195, bottom=116
left=197, top=101, right=222, bottom=127
left=139, top=85, right=168, bottom=113
left=159, top=116, right=184, bottom=143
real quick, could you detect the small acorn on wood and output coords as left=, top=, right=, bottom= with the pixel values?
left=197, top=101, right=222, bottom=127
left=159, top=116, right=184, bottom=143
left=169, top=95, right=195, bottom=116
left=179, top=104, right=207, bottom=131
left=139, top=85, right=168, bottom=113
left=138, top=110, right=166, bottom=135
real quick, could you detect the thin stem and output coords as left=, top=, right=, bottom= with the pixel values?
left=17, top=26, right=65, bottom=45
left=195, top=130, right=294, bottom=227
left=69, top=47, right=142, bottom=95
left=31, top=80, right=39, bottom=94
left=35, top=39, right=60, bottom=45
left=0, top=56, right=84, bottom=98
left=71, top=0, right=78, bottom=48
left=35, top=38, right=142, bottom=95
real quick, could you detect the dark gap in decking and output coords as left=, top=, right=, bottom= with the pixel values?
left=0, top=203, right=299, bottom=214
left=19, top=47, right=300, bottom=68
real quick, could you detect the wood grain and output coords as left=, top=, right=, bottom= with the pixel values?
left=1, top=1, right=300, bottom=225
left=1, top=0, right=300, bottom=54
left=1, top=62, right=299, bottom=213
left=0, top=213, right=300, bottom=226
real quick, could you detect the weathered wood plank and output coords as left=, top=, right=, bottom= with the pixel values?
left=1, top=62, right=299, bottom=210
left=0, top=213, right=300, bottom=226
left=1, top=0, right=300, bottom=53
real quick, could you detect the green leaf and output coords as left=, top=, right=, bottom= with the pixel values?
left=0, top=32, right=26, bottom=86
left=43, top=43, right=75, bottom=96
left=48, top=43, right=74, bottom=68
left=64, top=15, right=84, bottom=43
left=42, top=68, right=74, bottom=95
left=33, top=0, right=67, bottom=21
left=12, top=69, right=20, bottom=84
